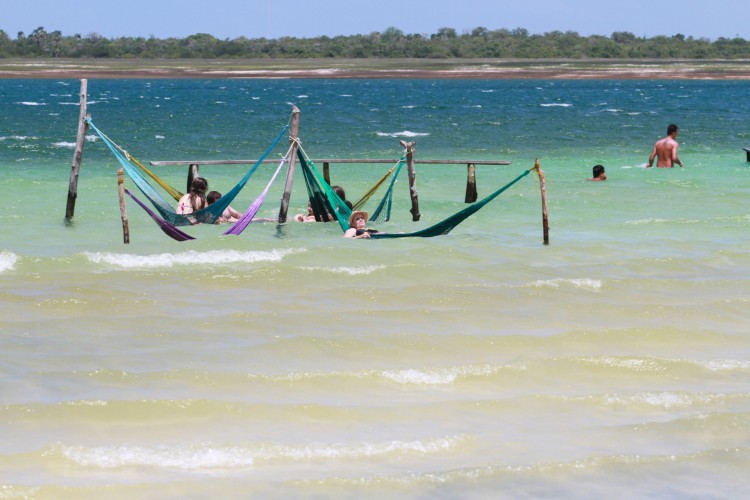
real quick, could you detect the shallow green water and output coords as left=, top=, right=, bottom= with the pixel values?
left=1, top=78, right=749, bottom=498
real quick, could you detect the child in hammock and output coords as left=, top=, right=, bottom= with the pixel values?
left=206, top=191, right=243, bottom=223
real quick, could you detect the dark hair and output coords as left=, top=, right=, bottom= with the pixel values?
left=188, top=177, right=208, bottom=211
left=667, top=123, right=679, bottom=135
left=206, top=191, right=222, bottom=205
left=332, top=185, right=346, bottom=200
left=592, top=165, right=605, bottom=178
left=191, top=177, right=208, bottom=195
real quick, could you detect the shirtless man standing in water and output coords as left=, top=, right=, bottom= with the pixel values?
left=648, top=123, right=683, bottom=168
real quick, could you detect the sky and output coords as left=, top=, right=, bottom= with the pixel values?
left=3, top=0, right=748, bottom=41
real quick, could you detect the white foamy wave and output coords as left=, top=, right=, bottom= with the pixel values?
left=381, top=364, right=504, bottom=385
left=376, top=131, right=430, bottom=138
left=626, top=217, right=700, bottom=225
left=52, top=141, right=77, bottom=149
left=383, top=368, right=459, bottom=384
left=603, top=391, right=699, bottom=408
left=264, top=436, right=466, bottom=460
left=61, top=444, right=255, bottom=469
left=625, top=218, right=672, bottom=225
left=580, top=356, right=663, bottom=372
left=84, top=249, right=298, bottom=269
left=540, top=103, right=572, bottom=107
left=528, top=278, right=602, bottom=290
left=0, top=252, right=18, bottom=273
left=301, top=265, right=385, bottom=275
left=0, top=135, right=38, bottom=141
left=60, top=436, right=466, bottom=469
left=17, top=101, right=46, bottom=106
left=700, top=359, right=750, bottom=371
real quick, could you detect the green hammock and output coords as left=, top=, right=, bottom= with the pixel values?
left=296, top=147, right=406, bottom=229
left=87, top=117, right=289, bottom=226
left=296, top=144, right=533, bottom=238
left=370, top=168, right=533, bottom=238
left=297, top=147, right=352, bottom=230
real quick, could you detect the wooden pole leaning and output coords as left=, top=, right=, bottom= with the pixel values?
left=533, top=158, right=550, bottom=245
left=277, top=106, right=301, bottom=223
left=187, top=164, right=200, bottom=193
left=401, top=140, right=420, bottom=221
left=117, top=168, right=130, bottom=244
left=65, top=79, right=89, bottom=223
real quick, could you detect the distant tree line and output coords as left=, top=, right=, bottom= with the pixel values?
left=1, top=26, right=749, bottom=59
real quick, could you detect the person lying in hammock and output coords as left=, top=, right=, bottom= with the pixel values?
left=295, top=202, right=317, bottom=222
left=344, top=211, right=380, bottom=239
left=206, top=190, right=243, bottom=223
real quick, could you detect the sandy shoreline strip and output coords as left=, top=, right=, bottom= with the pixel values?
left=2, top=59, right=750, bottom=79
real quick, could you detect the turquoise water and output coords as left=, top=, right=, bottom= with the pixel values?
left=1, top=78, right=750, bottom=498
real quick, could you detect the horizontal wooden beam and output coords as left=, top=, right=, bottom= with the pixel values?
left=150, top=159, right=512, bottom=166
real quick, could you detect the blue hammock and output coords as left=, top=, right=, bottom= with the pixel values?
left=87, top=117, right=289, bottom=226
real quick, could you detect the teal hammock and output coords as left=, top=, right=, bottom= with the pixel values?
left=297, top=147, right=352, bottom=231
left=296, top=146, right=406, bottom=230
left=87, top=117, right=289, bottom=226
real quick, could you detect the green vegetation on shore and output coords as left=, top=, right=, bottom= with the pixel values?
left=1, top=26, right=749, bottom=60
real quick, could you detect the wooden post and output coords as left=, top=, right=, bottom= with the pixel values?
left=187, top=163, right=200, bottom=192
left=400, top=140, right=420, bottom=221
left=534, top=159, right=550, bottom=245
left=464, top=163, right=477, bottom=203
left=118, top=168, right=130, bottom=244
left=65, top=79, right=88, bottom=223
left=323, top=162, right=331, bottom=185
left=278, top=106, right=300, bottom=223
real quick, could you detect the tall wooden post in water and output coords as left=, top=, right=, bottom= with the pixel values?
left=534, top=159, right=550, bottom=245
left=117, top=168, right=130, bottom=244
left=400, top=140, right=420, bottom=221
left=464, top=163, right=477, bottom=203
left=65, top=79, right=89, bottom=222
left=278, top=106, right=300, bottom=223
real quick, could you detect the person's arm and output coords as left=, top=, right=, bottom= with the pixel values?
left=228, top=206, right=242, bottom=219
left=672, top=143, right=683, bottom=167
left=647, top=144, right=657, bottom=168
